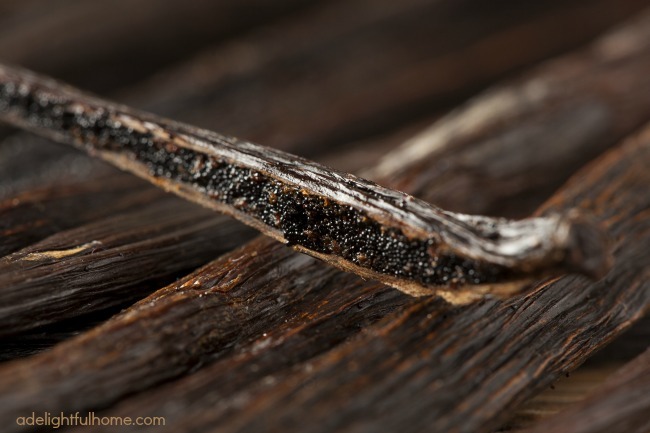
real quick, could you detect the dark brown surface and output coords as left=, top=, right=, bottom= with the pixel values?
left=0, top=171, right=160, bottom=256
left=4, top=12, right=650, bottom=428
left=499, top=363, right=622, bottom=431
left=1, top=2, right=649, bottom=433
left=521, top=348, right=650, bottom=433
left=371, top=9, right=650, bottom=217
left=133, top=0, right=650, bottom=155
left=0, top=238, right=404, bottom=433
left=498, top=316, right=650, bottom=431
left=0, top=0, right=535, bottom=349
left=9, top=0, right=624, bottom=202
left=0, top=0, right=316, bottom=93
left=4, top=0, right=648, bottom=249
left=0, top=197, right=256, bottom=337
left=102, top=122, right=650, bottom=433
left=3, top=0, right=639, bottom=330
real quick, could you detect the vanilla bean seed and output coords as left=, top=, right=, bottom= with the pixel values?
left=0, top=65, right=610, bottom=300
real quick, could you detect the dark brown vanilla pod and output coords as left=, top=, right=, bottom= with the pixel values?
left=0, top=65, right=609, bottom=301
left=64, top=121, right=650, bottom=433
left=0, top=0, right=317, bottom=94
left=0, top=171, right=163, bottom=256
left=154, top=127, right=650, bottom=433
left=0, top=197, right=256, bottom=338
left=522, top=348, right=650, bottom=433
left=130, top=0, right=650, bottom=155
left=369, top=8, right=650, bottom=218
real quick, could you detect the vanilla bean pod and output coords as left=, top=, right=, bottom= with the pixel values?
left=50, top=14, right=650, bottom=430
left=6, top=15, right=650, bottom=424
left=370, top=9, right=650, bottom=217
left=0, top=0, right=315, bottom=93
left=0, top=65, right=609, bottom=300
left=522, top=348, right=650, bottom=433
left=133, top=122, right=650, bottom=433
left=5, top=0, right=636, bottom=253
left=0, top=173, right=164, bottom=256
left=3, top=0, right=640, bottom=292
left=133, top=0, right=649, bottom=155
left=0, top=0, right=606, bottom=241
left=0, top=199, right=255, bottom=337
left=57, top=114, right=650, bottom=433
left=5, top=0, right=628, bottom=349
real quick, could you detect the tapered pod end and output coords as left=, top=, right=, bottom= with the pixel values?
left=561, top=211, right=613, bottom=280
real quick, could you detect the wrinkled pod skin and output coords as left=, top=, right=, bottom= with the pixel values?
left=0, top=64, right=611, bottom=303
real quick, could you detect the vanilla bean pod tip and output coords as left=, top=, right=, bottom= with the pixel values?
left=0, top=64, right=611, bottom=302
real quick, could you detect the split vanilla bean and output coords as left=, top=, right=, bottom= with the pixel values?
left=0, top=65, right=610, bottom=300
